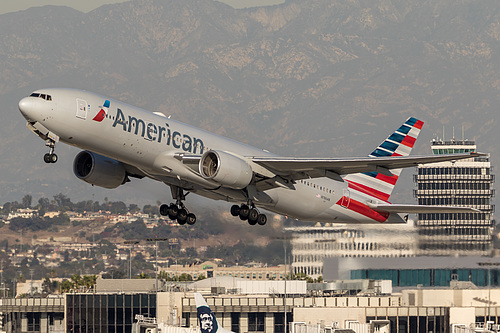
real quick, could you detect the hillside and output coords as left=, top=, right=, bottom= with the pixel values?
left=0, top=0, right=499, bottom=208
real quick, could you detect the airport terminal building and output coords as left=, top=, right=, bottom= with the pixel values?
left=0, top=276, right=500, bottom=333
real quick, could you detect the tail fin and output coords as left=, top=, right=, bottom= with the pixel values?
left=344, top=117, right=424, bottom=201
left=195, top=293, right=226, bottom=333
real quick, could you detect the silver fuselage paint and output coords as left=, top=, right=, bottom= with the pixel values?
left=19, top=88, right=404, bottom=224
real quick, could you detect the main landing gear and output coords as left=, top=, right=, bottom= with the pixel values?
left=230, top=203, right=267, bottom=226
left=43, top=139, right=58, bottom=164
left=159, top=187, right=196, bottom=225
left=159, top=203, right=196, bottom=225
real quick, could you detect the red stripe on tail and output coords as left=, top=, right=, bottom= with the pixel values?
left=401, top=135, right=416, bottom=147
left=336, top=197, right=390, bottom=223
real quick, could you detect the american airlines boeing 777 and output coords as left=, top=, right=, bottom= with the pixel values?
left=18, top=88, right=480, bottom=226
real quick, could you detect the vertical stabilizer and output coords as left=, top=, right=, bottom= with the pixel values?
left=344, top=117, right=424, bottom=201
left=195, top=293, right=233, bottom=333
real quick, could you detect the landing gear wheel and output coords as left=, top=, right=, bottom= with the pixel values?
left=230, top=205, right=240, bottom=217
left=159, top=204, right=170, bottom=216
left=43, top=139, right=57, bottom=163
left=168, top=204, right=178, bottom=219
left=177, top=208, right=188, bottom=225
left=248, top=218, right=257, bottom=225
left=43, top=153, right=57, bottom=164
left=239, top=204, right=250, bottom=220
left=257, top=214, right=267, bottom=225
left=186, top=213, right=196, bottom=225
left=248, top=208, right=259, bottom=223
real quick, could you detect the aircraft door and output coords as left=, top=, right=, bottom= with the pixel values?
left=340, top=189, right=350, bottom=208
left=76, top=99, right=87, bottom=119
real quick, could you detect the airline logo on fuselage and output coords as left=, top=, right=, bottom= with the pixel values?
left=93, top=100, right=110, bottom=122
left=112, top=108, right=205, bottom=154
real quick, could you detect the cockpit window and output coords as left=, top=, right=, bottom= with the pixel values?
left=30, top=93, right=52, bottom=101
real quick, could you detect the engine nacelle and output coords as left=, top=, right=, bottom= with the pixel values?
left=73, top=151, right=127, bottom=189
left=199, top=150, right=253, bottom=189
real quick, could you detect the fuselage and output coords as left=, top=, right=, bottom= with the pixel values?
left=18, top=88, right=405, bottom=224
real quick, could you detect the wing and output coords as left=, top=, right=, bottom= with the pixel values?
left=251, top=152, right=484, bottom=180
left=367, top=203, right=481, bottom=214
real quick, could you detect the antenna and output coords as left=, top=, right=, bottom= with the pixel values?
left=462, top=125, right=465, bottom=141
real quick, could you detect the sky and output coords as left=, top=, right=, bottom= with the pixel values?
left=0, top=0, right=285, bottom=15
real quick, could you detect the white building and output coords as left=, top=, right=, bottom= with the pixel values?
left=289, top=225, right=418, bottom=280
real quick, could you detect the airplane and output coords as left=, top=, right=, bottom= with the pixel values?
left=18, top=88, right=482, bottom=226
left=195, top=292, right=233, bottom=333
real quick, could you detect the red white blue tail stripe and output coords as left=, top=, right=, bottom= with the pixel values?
left=344, top=117, right=424, bottom=202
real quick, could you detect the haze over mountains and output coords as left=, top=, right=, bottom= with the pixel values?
left=1, top=0, right=499, bottom=209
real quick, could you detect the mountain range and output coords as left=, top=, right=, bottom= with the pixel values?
left=1, top=0, right=499, bottom=211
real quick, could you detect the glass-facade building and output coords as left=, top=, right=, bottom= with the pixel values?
left=414, top=140, right=495, bottom=255
left=66, top=293, right=156, bottom=333
left=352, top=268, right=500, bottom=287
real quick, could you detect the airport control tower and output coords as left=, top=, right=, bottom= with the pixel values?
left=414, top=139, right=495, bottom=256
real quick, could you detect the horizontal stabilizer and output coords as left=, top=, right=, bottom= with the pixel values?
left=367, top=203, right=481, bottom=214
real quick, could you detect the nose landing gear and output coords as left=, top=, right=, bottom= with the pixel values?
left=43, top=139, right=58, bottom=163
left=231, top=203, right=267, bottom=226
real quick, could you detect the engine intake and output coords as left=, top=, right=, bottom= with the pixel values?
left=199, top=150, right=253, bottom=189
left=73, top=151, right=127, bottom=189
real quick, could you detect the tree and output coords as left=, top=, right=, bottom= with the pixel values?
left=128, top=204, right=140, bottom=213
left=82, top=275, right=97, bottom=289
left=60, top=279, right=73, bottom=293
left=22, top=195, right=32, bottom=209
left=38, top=197, right=50, bottom=210
left=53, top=193, right=72, bottom=211
left=178, top=273, right=193, bottom=282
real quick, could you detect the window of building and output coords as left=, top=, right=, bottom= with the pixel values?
left=248, top=313, right=265, bottom=332
left=231, top=312, right=240, bottom=333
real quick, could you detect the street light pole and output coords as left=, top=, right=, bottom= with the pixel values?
left=124, top=241, right=139, bottom=279
left=284, top=234, right=287, bottom=333
left=272, top=233, right=293, bottom=333
left=146, top=237, right=168, bottom=292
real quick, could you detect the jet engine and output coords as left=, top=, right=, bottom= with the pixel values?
left=73, top=151, right=127, bottom=189
left=199, top=150, right=253, bottom=189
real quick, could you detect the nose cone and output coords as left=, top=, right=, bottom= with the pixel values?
left=18, top=97, right=35, bottom=120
